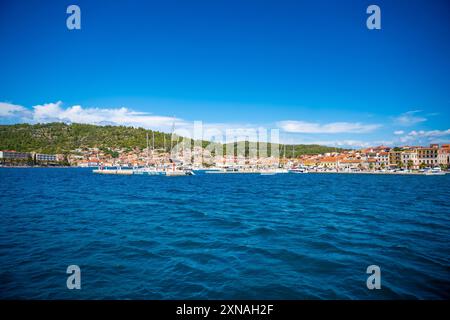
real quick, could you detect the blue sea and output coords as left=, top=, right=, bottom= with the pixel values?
left=0, top=168, right=449, bottom=299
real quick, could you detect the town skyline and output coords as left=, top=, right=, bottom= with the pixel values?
left=1, top=121, right=448, bottom=171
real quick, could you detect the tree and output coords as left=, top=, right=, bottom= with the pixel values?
left=407, top=160, right=414, bottom=170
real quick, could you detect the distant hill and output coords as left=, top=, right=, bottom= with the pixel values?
left=0, top=123, right=345, bottom=156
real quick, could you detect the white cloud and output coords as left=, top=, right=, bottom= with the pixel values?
left=277, top=120, right=381, bottom=134
left=399, top=129, right=450, bottom=143
left=304, top=140, right=373, bottom=148
left=394, top=110, right=427, bottom=126
left=27, top=101, right=185, bottom=132
left=408, top=129, right=450, bottom=138
left=394, top=130, right=404, bottom=135
left=0, top=102, right=32, bottom=117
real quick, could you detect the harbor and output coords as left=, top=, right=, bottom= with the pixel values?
left=84, top=140, right=450, bottom=177
left=88, top=133, right=448, bottom=176
left=92, top=167, right=194, bottom=176
left=91, top=165, right=447, bottom=176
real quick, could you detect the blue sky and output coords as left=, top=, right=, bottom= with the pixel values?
left=0, top=0, right=449, bottom=147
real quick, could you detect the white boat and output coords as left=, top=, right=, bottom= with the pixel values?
left=166, top=170, right=195, bottom=176
left=289, top=167, right=309, bottom=174
left=93, top=167, right=133, bottom=175
left=424, top=167, right=446, bottom=175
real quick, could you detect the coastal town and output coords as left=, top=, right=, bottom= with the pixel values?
left=1, top=143, right=449, bottom=175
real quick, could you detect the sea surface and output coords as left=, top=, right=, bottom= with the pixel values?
left=0, top=168, right=449, bottom=299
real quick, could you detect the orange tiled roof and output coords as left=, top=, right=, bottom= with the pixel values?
left=340, top=159, right=362, bottom=164
left=319, top=157, right=338, bottom=162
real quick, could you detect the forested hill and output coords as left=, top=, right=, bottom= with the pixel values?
left=0, top=123, right=345, bottom=156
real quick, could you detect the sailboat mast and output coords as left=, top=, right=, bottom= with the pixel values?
left=170, top=118, right=175, bottom=152
left=146, top=132, right=149, bottom=166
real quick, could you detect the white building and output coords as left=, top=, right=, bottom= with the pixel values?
left=35, top=153, right=57, bottom=162
left=401, top=151, right=419, bottom=169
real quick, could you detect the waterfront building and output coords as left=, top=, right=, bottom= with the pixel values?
left=417, top=145, right=439, bottom=166
left=318, top=156, right=339, bottom=168
left=0, top=150, right=32, bottom=160
left=375, top=151, right=389, bottom=169
left=34, top=153, right=57, bottom=162
left=401, top=150, right=419, bottom=169
left=389, top=150, right=403, bottom=167
left=338, top=159, right=362, bottom=171
left=438, top=147, right=450, bottom=166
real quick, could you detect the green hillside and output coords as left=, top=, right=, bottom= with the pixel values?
left=0, top=122, right=344, bottom=156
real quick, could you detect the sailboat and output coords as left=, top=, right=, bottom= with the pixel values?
left=288, top=144, right=309, bottom=173
left=165, top=118, right=194, bottom=176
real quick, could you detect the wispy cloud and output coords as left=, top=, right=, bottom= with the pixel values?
left=398, top=129, right=450, bottom=143
left=394, top=110, right=427, bottom=126
left=305, top=140, right=373, bottom=148
left=394, top=130, right=404, bottom=135
left=277, top=120, right=381, bottom=134
left=407, top=129, right=450, bottom=138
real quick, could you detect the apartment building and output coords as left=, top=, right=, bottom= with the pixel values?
left=375, top=152, right=389, bottom=168
left=35, top=153, right=57, bottom=162
left=389, top=150, right=402, bottom=167
left=438, top=147, right=450, bottom=166
left=417, top=145, right=439, bottom=166
left=0, top=150, right=31, bottom=160
left=401, top=150, right=419, bottom=169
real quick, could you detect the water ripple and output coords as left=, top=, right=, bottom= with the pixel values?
left=0, top=168, right=449, bottom=299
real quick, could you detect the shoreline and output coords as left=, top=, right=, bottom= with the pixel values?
left=1, top=166, right=447, bottom=176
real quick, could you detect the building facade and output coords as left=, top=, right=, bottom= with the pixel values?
left=401, top=150, right=419, bottom=169
left=0, top=151, right=31, bottom=160
left=417, top=146, right=439, bottom=166
left=34, top=153, right=58, bottom=162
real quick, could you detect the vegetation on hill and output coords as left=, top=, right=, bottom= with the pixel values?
left=0, top=123, right=345, bottom=156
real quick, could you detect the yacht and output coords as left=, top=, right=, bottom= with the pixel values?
left=289, top=167, right=309, bottom=174
left=424, top=167, right=446, bottom=175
